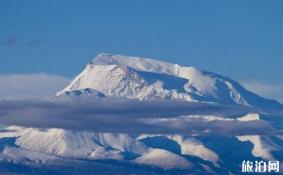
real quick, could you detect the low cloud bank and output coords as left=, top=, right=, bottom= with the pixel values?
left=241, top=80, right=283, bottom=103
left=0, top=73, right=69, bottom=99
left=0, top=98, right=280, bottom=135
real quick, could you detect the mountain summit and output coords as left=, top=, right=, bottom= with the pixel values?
left=58, top=53, right=281, bottom=108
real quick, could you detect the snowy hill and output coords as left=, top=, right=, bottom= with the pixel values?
left=58, top=53, right=282, bottom=108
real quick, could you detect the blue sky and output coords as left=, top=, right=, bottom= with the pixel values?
left=0, top=0, right=282, bottom=101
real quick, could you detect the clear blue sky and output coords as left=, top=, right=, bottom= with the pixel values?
left=0, top=0, right=282, bottom=84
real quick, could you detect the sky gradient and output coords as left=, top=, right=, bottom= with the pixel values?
left=0, top=0, right=282, bottom=101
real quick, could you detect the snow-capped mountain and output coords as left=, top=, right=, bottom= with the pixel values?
left=0, top=53, right=282, bottom=175
left=58, top=53, right=281, bottom=108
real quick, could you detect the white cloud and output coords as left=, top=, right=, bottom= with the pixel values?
left=0, top=73, right=69, bottom=99
left=241, top=80, right=283, bottom=103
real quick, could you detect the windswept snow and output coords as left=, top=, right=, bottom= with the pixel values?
left=236, top=135, right=275, bottom=160
left=236, top=113, right=260, bottom=121
left=170, top=135, right=219, bottom=165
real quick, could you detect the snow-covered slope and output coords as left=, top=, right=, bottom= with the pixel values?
left=135, top=148, right=193, bottom=170
left=58, top=53, right=282, bottom=108
left=0, top=126, right=147, bottom=160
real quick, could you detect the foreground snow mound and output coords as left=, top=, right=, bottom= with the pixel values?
left=58, top=53, right=282, bottom=108
left=0, top=126, right=147, bottom=160
left=135, top=148, right=193, bottom=170
left=170, top=135, right=219, bottom=165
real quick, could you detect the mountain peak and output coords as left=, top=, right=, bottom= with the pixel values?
left=91, top=53, right=181, bottom=74
left=58, top=53, right=282, bottom=108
